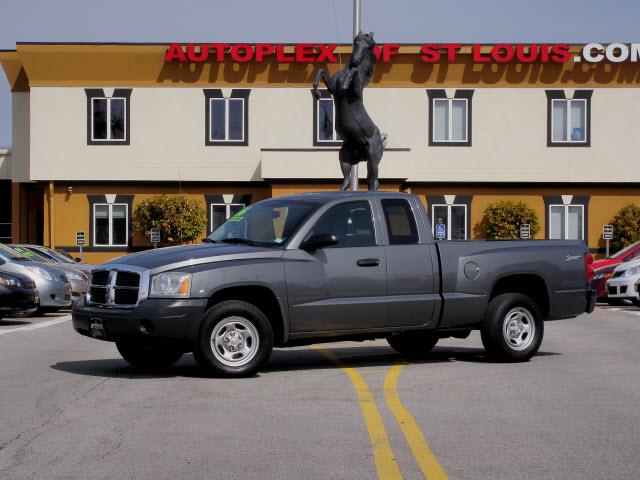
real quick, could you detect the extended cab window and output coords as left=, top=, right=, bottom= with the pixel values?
left=307, top=201, right=375, bottom=248
left=381, top=199, right=418, bottom=245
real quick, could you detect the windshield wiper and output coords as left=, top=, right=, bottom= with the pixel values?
left=220, top=237, right=258, bottom=246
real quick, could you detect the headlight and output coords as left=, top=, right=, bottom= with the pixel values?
left=0, top=274, right=22, bottom=287
left=593, top=273, right=604, bottom=280
left=65, top=270, right=86, bottom=281
left=149, top=272, right=191, bottom=298
left=25, top=266, right=53, bottom=281
left=623, top=266, right=640, bottom=277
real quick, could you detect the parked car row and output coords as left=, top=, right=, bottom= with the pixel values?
left=591, top=241, right=640, bottom=306
left=0, top=243, right=93, bottom=319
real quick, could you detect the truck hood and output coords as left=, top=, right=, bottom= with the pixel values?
left=104, top=243, right=283, bottom=272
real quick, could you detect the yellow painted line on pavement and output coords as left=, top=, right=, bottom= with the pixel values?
left=384, top=365, right=448, bottom=480
left=314, top=347, right=403, bottom=480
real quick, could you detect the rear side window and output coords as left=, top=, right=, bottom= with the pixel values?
left=381, top=199, right=419, bottom=245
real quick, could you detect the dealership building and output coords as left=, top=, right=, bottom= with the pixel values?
left=1, top=42, right=639, bottom=262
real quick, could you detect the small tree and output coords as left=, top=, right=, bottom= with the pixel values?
left=609, top=204, right=640, bottom=252
left=479, top=201, right=540, bottom=239
left=134, top=194, right=206, bottom=245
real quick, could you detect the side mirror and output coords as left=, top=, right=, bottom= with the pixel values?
left=300, top=234, right=338, bottom=251
left=75, top=258, right=81, bottom=263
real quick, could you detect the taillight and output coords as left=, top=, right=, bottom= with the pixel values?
left=585, top=253, right=595, bottom=283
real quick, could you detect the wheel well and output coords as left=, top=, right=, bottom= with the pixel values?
left=490, top=274, right=550, bottom=319
left=206, top=286, right=285, bottom=346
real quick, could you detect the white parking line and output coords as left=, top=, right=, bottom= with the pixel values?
left=0, top=315, right=71, bottom=336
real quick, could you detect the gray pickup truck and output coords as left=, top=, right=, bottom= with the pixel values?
left=73, top=192, right=596, bottom=377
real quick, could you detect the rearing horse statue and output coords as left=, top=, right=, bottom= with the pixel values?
left=312, top=32, right=386, bottom=191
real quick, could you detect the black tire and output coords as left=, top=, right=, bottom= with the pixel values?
left=607, top=298, right=625, bottom=306
left=193, top=300, right=274, bottom=377
left=632, top=299, right=640, bottom=308
left=481, top=293, right=544, bottom=362
left=116, top=338, right=184, bottom=368
left=386, top=331, right=438, bottom=356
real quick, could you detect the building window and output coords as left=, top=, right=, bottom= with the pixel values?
left=93, top=203, right=128, bottom=247
left=546, top=90, right=592, bottom=147
left=312, top=90, right=341, bottom=146
left=204, top=89, right=250, bottom=146
left=549, top=204, right=584, bottom=240
left=92, top=97, right=127, bottom=142
left=211, top=203, right=245, bottom=232
left=209, top=98, right=245, bottom=142
left=431, top=204, right=467, bottom=240
left=85, top=89, right=132, bottom=145
left=427, top=89, right=473, bottom=147
left=551, top=99, right=586, bottom=143
left=433, top=99, right=468, bottom=143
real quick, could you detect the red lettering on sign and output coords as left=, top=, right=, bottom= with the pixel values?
left=187, top=43, right=209, bottom=62
left=316, top=44, right=337, bottom=63
left=165, top=43, right=187, bottom=62
left=550, top=43, right=571, bottom=62
left=540, top=44, right=550, bottom=63
left=473, top=44, right=491, bottom=62
left=420, top=44, right=440, bottom=62
left=442, top=44, right=461, bottom=61
left=276, top=44, right=295, bottom=62
left=295, top=43, right=316, bottom=62
left=209, top=43, right=230, bottom=62
left=230, top=44, right=254, bottom=62
left=516, top=44, right=538, bottom=63
left=255, top=44, right=275, bottom=62
left=492, top=44, right=515, bottom=62
left=382, top=44, right=400, bottom=62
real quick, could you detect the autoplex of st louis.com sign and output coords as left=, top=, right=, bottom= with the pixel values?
left=165, top=43, right=640, bottom=64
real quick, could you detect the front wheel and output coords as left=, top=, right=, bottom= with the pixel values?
left=116, top=338, right=184, bottom=368
left=386, top=331, right=438, bottom=356
left=481, top=293, right=544, bottom=362
left=193, top=300, right=274, bottom=377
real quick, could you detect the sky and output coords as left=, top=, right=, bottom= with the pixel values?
left=1, top=0, right=639, bottom=147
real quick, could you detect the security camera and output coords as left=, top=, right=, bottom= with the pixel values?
left=67, top=186, right=73, bottom=193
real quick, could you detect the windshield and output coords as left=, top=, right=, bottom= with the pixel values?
left=0, top=243, right=31, bottom=261
left=610, top=241, right=640, bottom=259
left=12, top=246, right=53, bottom=263
left=36, top=246, right=75, bottom=264
left=206, top=200, right=319, bottom=247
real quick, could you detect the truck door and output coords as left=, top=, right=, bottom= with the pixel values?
left=380, top=198, right=438, bottom=328
left=284, top=200, right=388, bottom=333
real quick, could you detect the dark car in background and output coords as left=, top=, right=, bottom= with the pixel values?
left=0, top=267, right=38, bottom=319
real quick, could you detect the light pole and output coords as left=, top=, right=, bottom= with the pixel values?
left=350, top=0, right=361, bottom=191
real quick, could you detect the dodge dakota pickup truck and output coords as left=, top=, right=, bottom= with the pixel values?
left=73, top=192, right=596, bottom=377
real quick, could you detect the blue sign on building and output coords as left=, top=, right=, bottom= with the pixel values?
left=435, top=223, right=446, bottom=240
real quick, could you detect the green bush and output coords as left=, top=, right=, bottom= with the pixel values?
left=479, top=201, right=540, bottom=239
left=609, top=204, right=640, bottom=252
left=133, top=194, right=206, bottom=245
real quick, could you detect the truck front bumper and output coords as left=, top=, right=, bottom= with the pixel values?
left=72, top=297, right=208, bottom=343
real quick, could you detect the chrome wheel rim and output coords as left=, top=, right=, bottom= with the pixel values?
left=502, top=307, right=535, bottom=351
left=211, top=316, right=260, bottom=367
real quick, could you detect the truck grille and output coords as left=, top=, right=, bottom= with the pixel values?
left=89, top=269, right=140, bottom=306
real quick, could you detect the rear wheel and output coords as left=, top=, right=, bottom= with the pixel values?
left=193, top=300, right=274, bottom=377
left=481, top=293, right=544, bottom=362
left=386, top=331, right=438, bottom=356
left=607, top=298, right=625, bottom=306
left=116, top=338, right=184, bottom=368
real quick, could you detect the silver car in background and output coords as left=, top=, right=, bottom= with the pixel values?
left=10, top=245, right=89, bottom=301
left=0, top=243, right=71, bottom=315
left=11, top=244, right=94, bottom=276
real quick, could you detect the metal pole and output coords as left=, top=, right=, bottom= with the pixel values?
left=606, top=239, right=610, bottom=258
left=350, top=0, right=362, bottom=191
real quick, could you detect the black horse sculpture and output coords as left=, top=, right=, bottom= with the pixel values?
left=312, top=32, right=386, bottom=191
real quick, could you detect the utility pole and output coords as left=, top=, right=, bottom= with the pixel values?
left=350, top=0, right=361, bottom=191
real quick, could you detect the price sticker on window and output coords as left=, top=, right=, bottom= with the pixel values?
left=76, top=231, right=86, bottom=246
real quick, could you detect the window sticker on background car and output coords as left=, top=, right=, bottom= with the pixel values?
left=12, top=246, right=35, bottom=258
left=228, top=206, right=251, bottom=222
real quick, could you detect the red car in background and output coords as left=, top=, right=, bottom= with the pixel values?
left=593, top=241, right=640, bottom=270
left=591, top=263, right=618, bottom=303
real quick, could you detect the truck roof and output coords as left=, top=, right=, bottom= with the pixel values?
left=272, top=191, right=414, bottom=202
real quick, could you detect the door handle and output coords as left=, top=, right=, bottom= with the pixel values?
left=357, top=258, right=380, bottom=267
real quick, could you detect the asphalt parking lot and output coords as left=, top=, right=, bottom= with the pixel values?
left=0, top=306, right=639, bottom=480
